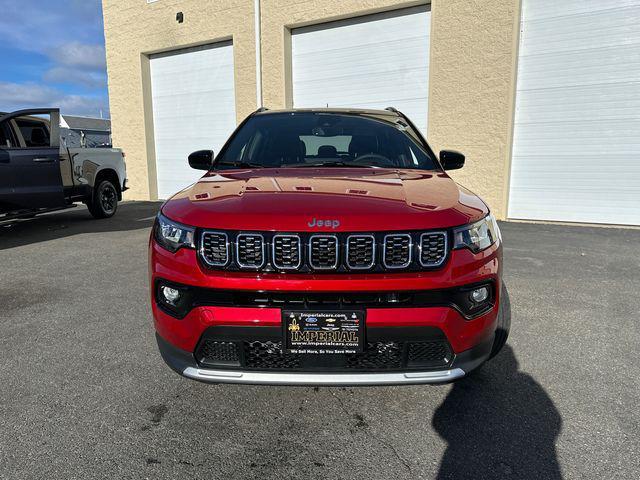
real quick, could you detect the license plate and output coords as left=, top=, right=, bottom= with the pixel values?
left=283, top=310, right=365, bottom=354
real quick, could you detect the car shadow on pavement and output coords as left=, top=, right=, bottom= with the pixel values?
left=0, top=201, right=163, bottom=250
left=433, top=344, right=563, bottom=479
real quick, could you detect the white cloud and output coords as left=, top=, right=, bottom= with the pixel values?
left=0, top=1, right=108, bottom=110
left=48, top=42, right=106, bottom=70
left=44, top=66, right=107, bottom=89
left=0, top=82, right=108, bottom=117
left=0, top=1, right=104, bottom=55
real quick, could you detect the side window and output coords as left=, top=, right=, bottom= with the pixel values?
left=15, top=117, right=51, bottom=148
left=0, top=122, right=16, bottom=148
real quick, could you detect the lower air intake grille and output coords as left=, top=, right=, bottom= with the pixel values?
left=197, top=340, right=453, bottom=372
left=419, top=232, right=447, bottom=267
left=407, top=341, right=452, bottom=367
left=244, top=341, right=301, bottom=369
left=200, top=232, right=229, bottom=267
left=196, top=340, right=240, bottom=367
left=345, top=342, right=404, bottom=369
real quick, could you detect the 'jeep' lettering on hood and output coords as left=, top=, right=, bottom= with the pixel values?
left=308, top=218, right=340, bottom=229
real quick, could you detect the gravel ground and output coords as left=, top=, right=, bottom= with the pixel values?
left=0, top=202, right=638, bottom=479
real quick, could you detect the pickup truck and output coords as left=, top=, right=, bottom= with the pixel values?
left=0, top=108, right=127, bottom=221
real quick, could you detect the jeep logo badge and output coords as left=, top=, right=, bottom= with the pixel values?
left=308, top=218, right=340, bottom=229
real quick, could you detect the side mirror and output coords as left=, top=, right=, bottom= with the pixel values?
left=188, top=150, right=214, bottom=170
left=439, top=150, right=465, bottom=170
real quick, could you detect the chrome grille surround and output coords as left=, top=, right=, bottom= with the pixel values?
left=197, top=230, right=449, bottom=272
left=345, top=234, right=376, bottom=270
left=382, top=233, right=412, bottom=269
left=272, top=234, right=302, bottom=270
left=236, top=233, right=266, bottom=269
left=200, top=231, right=229, bottom=267
left=308, top=235, right=339, bottom=270
left=418, top=232, right=448, bottom=267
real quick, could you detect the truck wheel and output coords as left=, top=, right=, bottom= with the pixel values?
left=488, top=284, right=511, bottom=359
left=88, top=179, right=118, bottom=219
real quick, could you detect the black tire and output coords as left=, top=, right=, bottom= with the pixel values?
left=488, top=284, right=511, bottom=359
left=88, top=179, right=118, bottom=219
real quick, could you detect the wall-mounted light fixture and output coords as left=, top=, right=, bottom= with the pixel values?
left=176, top=12, right=184, bottom=23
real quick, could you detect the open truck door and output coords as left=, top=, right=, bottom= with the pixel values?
left=0, top=109, right=65, bottom=212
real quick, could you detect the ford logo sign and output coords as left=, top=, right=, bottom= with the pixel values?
left=306, top=317, right=318, bottom=323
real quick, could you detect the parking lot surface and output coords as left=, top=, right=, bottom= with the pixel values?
left=1, top=202, right=638, bottom=479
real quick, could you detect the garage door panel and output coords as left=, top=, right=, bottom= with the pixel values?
left=293, top=39, right=427, bottom=76
left=518, top=45, right=640, bottom=91
left=523, top=0, right=640, bottom=21
left=509, top=157, right=640, bottom=225
left=292, top=6, right=430, bottom=134
left=515, top=83, right=640, bottom=124
left=509, top=0, right=640, bottom=225
left=522, top=7, right=640, bottom=54
left=150, top=43, right=236, bottom=199
left=513, top=119, right=640, bottom=155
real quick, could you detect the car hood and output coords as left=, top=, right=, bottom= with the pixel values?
left=161, top=168, right=488, bottom=231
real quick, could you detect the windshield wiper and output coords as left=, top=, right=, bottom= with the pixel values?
left=215, top=161, right=263, bottom=169
left=289, top=161, right=375, bottom=168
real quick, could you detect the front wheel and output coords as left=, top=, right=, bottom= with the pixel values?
left=88, top=179, right=118, bottom=219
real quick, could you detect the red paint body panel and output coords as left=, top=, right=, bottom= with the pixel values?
left=150, top=235, right=502, bottom=354
left=160, top=169, right=488, bottom=231
left=151, top=165, right=502, bottom=369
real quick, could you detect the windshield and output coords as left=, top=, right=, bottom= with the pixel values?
left=215, top=112, right=438, bottom=170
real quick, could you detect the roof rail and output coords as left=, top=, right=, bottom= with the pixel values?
left=254, top=107, right=269, bottom=113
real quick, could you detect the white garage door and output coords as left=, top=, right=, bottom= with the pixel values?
left=150, top=42, right=236, bottom=199
left=292, top=6, right=430, bottom=134
left=509, top=0, right=640, bottom=225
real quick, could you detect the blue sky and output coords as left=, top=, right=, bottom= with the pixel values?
left=0, top=0, right=109, bottom=117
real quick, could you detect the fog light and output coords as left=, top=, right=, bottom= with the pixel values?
left=161, top=286, right=181, bottom=305
left=470, top=286, right=489, bottom=304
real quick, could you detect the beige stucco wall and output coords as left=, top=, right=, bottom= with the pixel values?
left=103, top=0, right=520, bottom=216
left=428, top=0, right=521, bottom=219
left=102, top=0, right=258, bottom=200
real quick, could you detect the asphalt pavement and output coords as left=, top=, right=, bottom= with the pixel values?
left=0, top=202, right=638, bottom=479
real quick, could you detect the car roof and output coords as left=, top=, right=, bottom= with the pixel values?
left=253, top=107, right=402, bottom=117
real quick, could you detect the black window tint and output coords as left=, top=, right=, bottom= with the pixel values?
left=217, top=113, right=437, bottom=170
left=0, top=122, right=15, bottom=148
left=15, top=118, right=50, bottom=147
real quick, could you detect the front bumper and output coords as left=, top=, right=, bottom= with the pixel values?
left=150, top=238, right=501, bottom=385
left=156, top=332, right=493, bottom=386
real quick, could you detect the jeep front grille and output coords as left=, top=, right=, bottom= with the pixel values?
left=419, top=232, right=447, bottom=267
left=200, top=231, right=229, bottom=267
left=383, top=234, right=412, bottom=268
left=272, top=235, right=302, bottom=270
left=198, top=230, right=449, bottom=272
left=346, top=235, right=375, bottom=269
left=309, top=235, right=338, bottom=269
left=236, top=234, right=265, bottom=268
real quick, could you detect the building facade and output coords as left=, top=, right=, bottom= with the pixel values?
left=102, top=0, right=640, bottom=225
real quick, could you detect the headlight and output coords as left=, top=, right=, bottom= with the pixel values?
left=154, top=213, right=195, bottom=252
left=453, top=214, right=500, bottom=253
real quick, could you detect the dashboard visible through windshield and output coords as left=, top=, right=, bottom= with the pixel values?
left=215, top=112, right=438, bottom=170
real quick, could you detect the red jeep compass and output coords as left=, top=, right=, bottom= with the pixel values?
left=150, top=108, right=509, bottom=385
